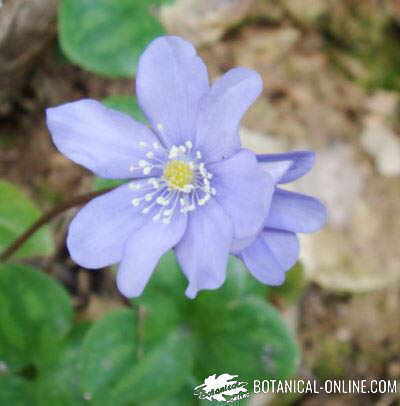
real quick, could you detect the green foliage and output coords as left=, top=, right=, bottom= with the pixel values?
left=92, top=177, right=125, bottom=192
left=0, top=256, right=299, bottom=405
left=136, top=253, right=300, bottom=385
left=79, top=309, right=137, bottom=403
left=59, top=0, right=166, bottom=77
left=103, top=95, right=146, bottom=122
left=111, top=329, right=193, bottom=404
left=320, top=6, right=400, bottom=92
left=0, top=374, right=32, bottom=405
left=34, top=323, right=91, bottom=405
left=0, top=264, right=73, bottom=371
left=77, top=309, right=193, bottom=405
left=190, top=294, right=299, bottom=382
left=0, top=180, right=54, bottom=259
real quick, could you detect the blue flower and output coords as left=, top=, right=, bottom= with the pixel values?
left=232, top=151, right=327, bottom=285
left=46, top=36, right=274, bottom=298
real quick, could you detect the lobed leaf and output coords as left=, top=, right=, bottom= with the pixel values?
left=59, top=0, right=166, bottom=77
left=0, top=264, right=73, bottom=371
left=0, top=180, right=54, bottom=259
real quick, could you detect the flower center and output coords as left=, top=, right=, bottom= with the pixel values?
left=127, top=139, right=216, bottom=224
left=163, top=160, right=194, bottom=190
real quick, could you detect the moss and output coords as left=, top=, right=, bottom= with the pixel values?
left=313, top=339, right=352, bottom=380
left=316, top=1, right=400, bottom=91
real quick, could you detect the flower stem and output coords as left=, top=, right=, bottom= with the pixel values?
left=0, top=188, right=112, bottom=262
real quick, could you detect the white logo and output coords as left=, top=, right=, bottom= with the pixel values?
left=194, top=373, right=250, bottom=403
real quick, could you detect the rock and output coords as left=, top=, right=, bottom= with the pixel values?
left=296, top=143, right=366, bottom=228
left=280, top=0, right=328, bottom=25
left=300, top=173, right=400, bottom=292
left=365, top=91, right=399, bottom=117
left=160, top=0, right=254, bottom=46
left=361, top=116, right=400, bottom=177
left=233, top=26, right=301, bottom=70
left=207, top=19, right=400, bottom=293
left=240, top=127, right=288, bottom=155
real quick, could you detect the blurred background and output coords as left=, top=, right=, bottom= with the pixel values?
left=0, top=0, right=399, bottom=405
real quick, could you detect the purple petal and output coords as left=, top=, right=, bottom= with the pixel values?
left=230, top=235, right=257, bottom=254
left=241, top=228, right=299, bottom=285
left=175, top=199, right=233, bottom=299
left=257, top=151, right=315, bottom=184
left=47, top=99, right=161, bottom=179
left=209, top=149, right=273, bottom=239
left=67, top=183, right=149, bottom=269
left=240, top=236, right=285, bottom=285
left=261, top=228, right=299, bottom=271
left=265, top=188, right=327, bottom=233
left=196, top=67, right=263, bottom=163
left=116, top=213, right=187, bottom=298
left=136, top=36, right=209, bottom=148
left=257, top=160, right=293, bottom=185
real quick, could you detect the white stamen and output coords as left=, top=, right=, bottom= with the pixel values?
left=129, top=141, right=216, bottom=222
left=169, top=145, right=179, bottom=159
left=156, top=196, right=169, bottom=206
left=182, top=185, right=193, bottom=193
left=129, top=182, right=141, bottom=190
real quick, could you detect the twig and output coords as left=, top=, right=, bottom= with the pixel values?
left=0, top=188, right=112, bottom=262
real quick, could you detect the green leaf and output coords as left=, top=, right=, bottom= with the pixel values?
left=79, top=308, right=194, bottom=404
left=0, top=374, right=32, bottom=405
left=134, top=295, right=184, bottom=352
left=113, top=329, right=194, bottom=404
left=59, top=0, right=165, bottom=77
left=0, top=264, right=73, bottom=371
left=191, top=296, right=300, bottom=382
left=0, top=180, right=54, bottom=259
left=142, top=251, right=187, bottom=298
left=211, top=256, right=268, bottom=301
left=92, top=177, right=125, bottom=192
left=79, top=309, right=137, bottom=404
left=143, top=257, right=297, bottom=384
left=186, top=257, right=268, bottom=325
left=103, top=95, right=146, bottom=122
left=34, top=323, right=91, bottom=405
left=146, top=377, right=198, bottom=406
left=134, top=251, right=188, bottom=350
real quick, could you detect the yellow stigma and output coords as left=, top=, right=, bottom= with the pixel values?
left=163, top=160, right=194, bottom=190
